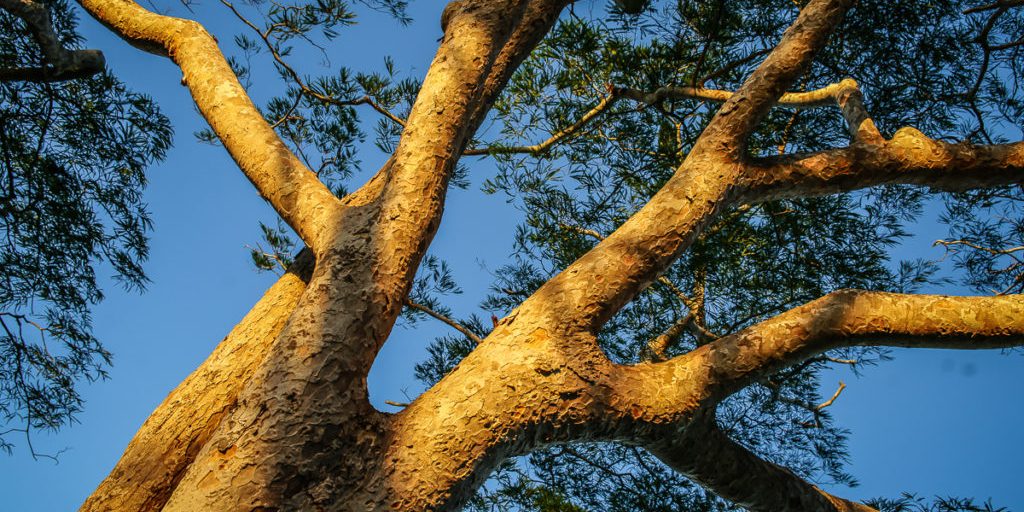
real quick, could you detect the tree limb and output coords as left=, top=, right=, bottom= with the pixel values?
left=77, top=0, right=341, bottom=252
left=689, top=0, right=856, bottom=156
left=684, top=290, right=1024, bottom=404
left=743, top=133, right=1023, bottom=203
left=647, top=417, right=877, bottom=512
left=607, top=290, right=1024, bottom=438
left=501, top=0, right=854, bottom=338
left=81, top=250, right=315, bottom=512
left=963, top=0, right=1024, bottom=15
left=464, top=86, right=620, bottom=156
left=0, top=0, right=105, bottom=82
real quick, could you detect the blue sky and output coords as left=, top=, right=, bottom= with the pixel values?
left=1, top=2, right=1022, bottom=510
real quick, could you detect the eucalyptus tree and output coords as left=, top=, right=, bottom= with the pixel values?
left=18, top=0, right=1022, bottom=510
left=0, top=0, right=170, bottom=456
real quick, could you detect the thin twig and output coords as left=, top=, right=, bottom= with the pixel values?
left=464, top=86, right=620, bottom=156
left=815, top=381, right=846, bottom=410
left=220, top=0, right=406, bottom=128
left=404, top=299, right=483, bottom=344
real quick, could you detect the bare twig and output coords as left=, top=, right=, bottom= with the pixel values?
left=934, top=239, right=1024, bottom=256
left=815, top=381, right=846, bottom=410
left=464, top=86, right=620, bottom=156
left=826, top=356, right=858, bottom=365
left=404, top=299, right=483, bottom=344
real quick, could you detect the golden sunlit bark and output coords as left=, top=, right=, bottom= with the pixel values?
left=79, top=0, right=340, bottom=251
left=69, top=0, right=1024, bottom=510
left=81, top=253, right=314, bottom=511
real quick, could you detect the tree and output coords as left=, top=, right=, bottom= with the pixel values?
left=0, top=0, right=170, bottom=456
left=7, top=0, right=1018, bottom=509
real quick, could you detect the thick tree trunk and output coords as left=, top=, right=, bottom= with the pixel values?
left=82, top=251, right=314, bottom=511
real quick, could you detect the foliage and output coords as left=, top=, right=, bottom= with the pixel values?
left=0, top=0, right=171, bottom=455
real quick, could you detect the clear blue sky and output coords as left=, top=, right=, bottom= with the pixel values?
left=1, top=2, right=1021, bottom=510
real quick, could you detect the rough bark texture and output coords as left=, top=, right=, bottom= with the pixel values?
left=67, top=0, right=1024, bottom=510
left=81, top=251, right=315, bottom=511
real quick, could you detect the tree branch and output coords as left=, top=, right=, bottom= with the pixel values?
left=689, top=0, right=856, bottom=156
left=816, top=381, right=845, bottom=410
left=77, top=0, right=341, bottom=252
left=218, top=0, right=407, bottom=128
left=0, top=0, right=105, bottom=82
left=463, top=86, right=620, bottom=156
left=963, top=0, right=1024, bottom=15
left=501, top=0, right=854, bottom=338
left=554, top=77, right=882, bottom=151
left=647, top=418, right=876, bottom=512
left=743, top=133, right=1023, bottom=203
left=607, top=290, right=1024, bottom=437
left=82, top=250, right=316, bottom=512
left=684, top=290, right=1024, bottom=404
left=404, top=299, right=483, bottom=344
left=354, top=0, right=571, bottom=370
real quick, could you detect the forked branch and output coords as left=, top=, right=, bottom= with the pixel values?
left=683, top=290, right=1024, bottom=402
left=503, top=0, right=855, bottom=336
left=744, top=131, right=1023, bottom=203
left=617, top=78, right=880, bottom=142
left=0, top=0, right=105, bottom=82
left=689, top=0, right=857, bottom=156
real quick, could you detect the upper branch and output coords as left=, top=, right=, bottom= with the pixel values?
left=365, top=0, right=571, bottom=278
left=78, top=0, right=340, bottom=252
left=690, top=0, right=855, bottom=157
left=464, top=87, right=620, bottom=156
left=0, top=0, right=105, bottom=82
left=498, top=0, right=853, bottom=337
left=318, top=0, right=571, bottom=374
left=618, top=77, right=881, bottom=143
left=743, top=130, right=1023, bottom=202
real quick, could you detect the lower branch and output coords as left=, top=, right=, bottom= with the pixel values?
left=647, top=418, right=876, bottom=512
left=608, top=290, right=1024, bottom=441
left=685, top=290, right=1024, bottom=403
